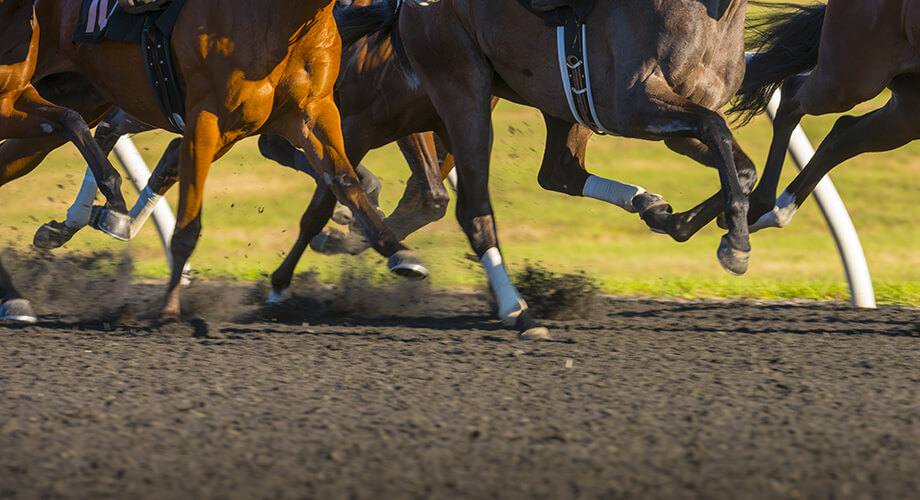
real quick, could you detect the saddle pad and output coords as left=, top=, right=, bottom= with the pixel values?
left=514, top=0, right=594, bottom=26
left=73, top=0, right=185, bottom=45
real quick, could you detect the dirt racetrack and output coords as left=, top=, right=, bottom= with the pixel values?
left=2, top=263, right=920, bottom=499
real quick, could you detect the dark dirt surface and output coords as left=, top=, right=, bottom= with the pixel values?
left=2, top=267, right=920, bottom=499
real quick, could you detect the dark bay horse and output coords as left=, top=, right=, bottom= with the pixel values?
left=0, top=0, right=129, bottom=322
left=332, top=0, right=753, bottom=337
left=730, top=1, right=920, bottom=232
left=1, top=0, right=423, bottom=322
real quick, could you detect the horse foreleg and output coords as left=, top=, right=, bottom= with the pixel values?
left=268, top=184, right=337, bottom=303
left=162, top=111, right=225, bottom=321
left=0, top=258, right=36, bottom=323
left=753, top=80, right=920, bottom=233
left=286, top=97, right=427, bottom=278
left=634, top=136, right=757, bottom=242
left=625, top=81, right=750, bottom=275
left=5, top=86, right=129, bottom=217
left=34, top=108, right=157, bottom=248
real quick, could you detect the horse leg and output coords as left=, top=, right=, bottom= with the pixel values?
left=282, top=96, right=427, bottom=278
left=634, top=136, right=757, bottom=242
left=622, top=81, right=750, bottom=275
left=0, top=259, right=35, bottom=323
left=4, top=86, right=130, bottom=219
left=34, top=108, right=155, bottom=248
left=383, top=133, right=450, bottom=237
left=747, top=75, right=808, bottom=224
left=536, top=114, right=654, bottom=213
left=752, top=79, right=920, bottom=232
left=161, top=111, right=228, bottom=321
left=268, top=184, right=337, bottom=303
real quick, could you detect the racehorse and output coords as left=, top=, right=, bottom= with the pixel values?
left=326, top=0, right=755, bottom=337
left=730, top=1, right=920, bottom=232
left=0, top=0, right=130, bottom=322
left=0, top=0, right=424, bottom=323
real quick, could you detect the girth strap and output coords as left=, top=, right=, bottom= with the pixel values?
left=142, top=15, right=185, bottom=132
left=556, top=16, right=612, bottom=135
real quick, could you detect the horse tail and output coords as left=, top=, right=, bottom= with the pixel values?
left=334, top=0, right=399, bottom=48
left=727, top=2, right=827, bottom=124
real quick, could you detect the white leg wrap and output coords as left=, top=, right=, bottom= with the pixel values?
left=481, top=248, right=527, bottom=326
left=267, top=288, right=288, bottom=305
left=751, top=190, right=799, bottom=233
left=582, top=175, right=646, bottom=213
left=127, top=186, right=164, bottom=238
left=64, top=169, right=99, bottom=229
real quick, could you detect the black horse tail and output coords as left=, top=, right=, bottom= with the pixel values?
left=727, top=2, right=827, bottom=125
left=334, top=0, right=399, bottom=48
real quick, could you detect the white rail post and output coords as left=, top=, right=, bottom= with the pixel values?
left=764, top=91, right=876, bottom=308
left=112, top=136, right=190, bottom=281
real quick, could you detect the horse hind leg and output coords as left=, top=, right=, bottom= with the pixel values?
left=753, top=79, right=920, bottom=233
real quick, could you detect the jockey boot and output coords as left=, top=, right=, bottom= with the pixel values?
left=531, top=0, right=569, bottom=11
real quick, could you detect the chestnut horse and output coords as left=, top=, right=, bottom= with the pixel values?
left=730, top=1, right=920, bottom=232
left=0, top=0, right=129, bottom=322
left=0, top=0, right=423, bottom=322
left=331, top=0, right=754, bottom=337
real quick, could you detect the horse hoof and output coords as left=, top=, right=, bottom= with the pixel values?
left=0, top=299, right=37, bottom=324
left=89, top=206, right=131, bottom=242
left=267, top=288, right=288, bottom=304
left=634, top=193, right=671, bottom=234
left=717, top=235, right=750, bottom=276
left=388, top=250, right=428, bottom=279
left=515, top=310, right=552, bottom=340
left=33, top=220, right=80, bottom=250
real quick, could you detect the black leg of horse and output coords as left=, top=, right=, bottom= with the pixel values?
left=268, top=184, right=337, bottom=301
left=747, top=75, right=808, bottom=224
left=34, top=107, right=156, bottom=249
left=753, top=79, right=920, bottom=232
left=636, top=136, right=757, bottom=242
left=384, top=133, right=450, bottom=238
left=0, top=259, right=35, bottom=323
left=623, top=82, right=750, bottom=275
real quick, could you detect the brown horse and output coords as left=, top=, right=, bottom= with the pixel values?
left=0, top=0, right=133, bottom=322
left=328, top=0, right=754, bottom=337
left=730, top=1, right=920, bottom=232
left=0, top=0, right=423, bottom=322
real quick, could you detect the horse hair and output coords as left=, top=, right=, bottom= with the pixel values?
left=727, top=1, right=827, bottom=125
left=334, top=0, right=416, bottom=88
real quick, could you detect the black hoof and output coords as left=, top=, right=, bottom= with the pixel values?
left=514, top=310, right=551, bottom=341
left=89, top=206, right=131, bottom=242
left=717, top=235, right=750, bottom=276
left=388, top=250, right=428, bottom=280
left=634, top=193, right=671, bottom=235
left=0, top=299, right=37, bottom=324
left=33, top=220, right=80, bottom=250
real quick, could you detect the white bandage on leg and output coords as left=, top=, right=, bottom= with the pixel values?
left=582, top=175, right=646, bottom=213
left=750, top=189, right=799, bottom=233
left=64, top=168, right=99, bottom=229
left=480, top=247, right=527, bottom=325
left=127, top=186, right=165, bottom=238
